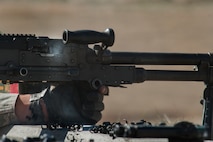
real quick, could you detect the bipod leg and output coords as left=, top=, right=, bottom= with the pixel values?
left=202, top=85, right=213, bottom=140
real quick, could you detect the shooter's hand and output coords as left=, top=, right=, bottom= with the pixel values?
left=41, top=83, right=108, bottom=126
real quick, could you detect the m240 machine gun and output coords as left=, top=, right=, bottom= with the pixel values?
left=0, top=28, right=213, bottom=141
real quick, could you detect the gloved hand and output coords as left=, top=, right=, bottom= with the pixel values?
left=40, top=83, right=107, bottom=126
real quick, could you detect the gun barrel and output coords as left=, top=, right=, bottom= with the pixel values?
left=145, top=70, right=203, bottom=81
left=111, top=52, right=213, bottom=65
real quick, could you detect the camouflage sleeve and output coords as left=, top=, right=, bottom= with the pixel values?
left=0, top=93, right=18, bottom=128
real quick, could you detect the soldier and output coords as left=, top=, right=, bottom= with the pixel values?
left=0, top=83, right=108, bottom=130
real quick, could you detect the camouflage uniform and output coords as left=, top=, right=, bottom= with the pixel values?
left=0, top=93, right=18, bottom=128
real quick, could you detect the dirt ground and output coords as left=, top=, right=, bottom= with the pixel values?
left=1, top=0, right=213, bottom=125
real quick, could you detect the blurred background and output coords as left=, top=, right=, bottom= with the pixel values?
left=1, top=0, right=213, bottom=125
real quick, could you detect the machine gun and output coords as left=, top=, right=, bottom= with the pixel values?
left=0, top=29, right=213, bottom=141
